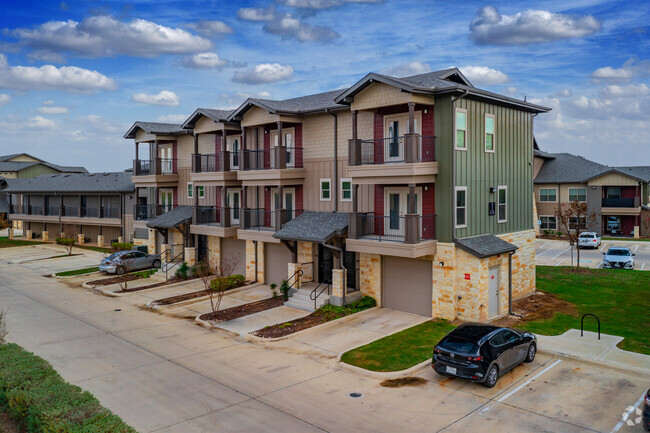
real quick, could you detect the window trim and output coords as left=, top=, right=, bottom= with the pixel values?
left=454, top=108, right=468, bottom=151
left=455, top=186, right=468, bottom=229
left=539, top=188, right=557, bottom=202
left=198, top=185, right=205, bottom=199
left=320, top=178, right=332, bottom=202
left=497, top=185, right=507, bottom=223
left=540, top=215, right=557, bottom=230
left=187, top=182, right=193, bottom=199
left=340, top=178, right=352, bottom=202
left=568, top=187, right=587, bottom=202
left=485, top=113, right=495, bottom=153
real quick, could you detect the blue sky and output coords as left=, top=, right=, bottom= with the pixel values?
left=0, top=0, right=648, bottom=172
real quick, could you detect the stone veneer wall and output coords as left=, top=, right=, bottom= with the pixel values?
left=208, top=236, right=221, bottom=272
left=297, top=242, right=313, bottom=282
left=245, top=240, right=265, bottom=283
left=359, top=252, right=381, bottom=306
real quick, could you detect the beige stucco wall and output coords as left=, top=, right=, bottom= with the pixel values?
left=350, top=82, right=436, bottom=111
left=8, top=155, right=40, bottom=162
left=588, top=172, right=640, bottom=186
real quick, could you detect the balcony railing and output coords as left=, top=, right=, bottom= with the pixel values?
left=242, top=146, right=303, bottom=170
left=349, top=134, right=435, bottom=165
left=63, top=207, right=79, bottom=217
left=134, top=204, right=172, bottom=221
left=240, top=208, right=303, bottom=231
left=349, top=213, right=436, bottom=243
left=133, top=158, right=178, bottom=176
left=602, top=197, right=639, bottom=208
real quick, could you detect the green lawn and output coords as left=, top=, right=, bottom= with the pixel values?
left=601, top=237, right=650, bottom=242
left=0, top=236, right=43, bottom=248
left=521, top=266, right=649, bottom=354
left=340, top=320, right=457, bottom=372
left=76, top=244, right=113, bottom=254
left=55, top=266, right=100, bottom=277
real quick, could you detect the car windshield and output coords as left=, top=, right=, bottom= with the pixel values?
left=607, top=249, right=630, bottom=256
left=580, top=234, right=594, bottom=238
left=439, top=336, right=479, bottom=354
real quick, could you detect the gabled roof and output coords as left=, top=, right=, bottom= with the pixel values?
left=123, top=122, right=189, bottom=139
left=3, top=172, right=134, bottom=194
left=228, top=90, right=347, bottom=121
left=146, top=206, right=193, bottom=229
left=181, top=108, right=234, bottom=129
left=455, top=235, right=518, bottom=259
left=614, top=166, right=650, bottom=182
left=534, top=153, right=650, bottom=184
left=583, top=167, right=650, bottom=183
left=0, top=154, right=87, bottom=174
left=0, top=154, right=37, bottom=162
left=274, top=211, right=348, bottom=243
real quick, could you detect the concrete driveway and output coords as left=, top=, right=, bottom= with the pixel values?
left=536, top=238, right=650, bottom=270
left=0, top=245, right=648, bottom=433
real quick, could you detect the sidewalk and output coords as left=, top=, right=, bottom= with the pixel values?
left=537, top=329, right=650, bottom=374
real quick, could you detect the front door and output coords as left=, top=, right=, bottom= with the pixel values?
left=344, top=251, right=357, bottom=291
left=318, top=244, right=333, bottom=284
left=197, top=235, right=208, bottom=263
left=160, top=190, right=173, bottom=213
left=226, top=190, right=240, bottom=224
left=384, top=188, right=421, bottom=237
left=227, top=136, right=240, bottom=169
left=160, top=147, right=173, bottom=173
left=489, top=267, right=499, bottom=318
left=384, top=114, right=420, bottom=162
left=271, top=188, right=295, bottom=221
left=272, top=128, right=295, bottom=167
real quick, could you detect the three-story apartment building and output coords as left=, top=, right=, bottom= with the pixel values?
left=125, top=68, right=549, bottom=322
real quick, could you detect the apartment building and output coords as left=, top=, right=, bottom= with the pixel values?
left=4, top=172, right=135, bottom=245
left=0, top=153, right=87, bottom=178
left=533, top=149, right=650, bottom=237
left=126, top=67, right=549, bottom=322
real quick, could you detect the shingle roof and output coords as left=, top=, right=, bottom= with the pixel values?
left=0, top=196, right=8, bottom=213
left=274, top=211, right=349, bottom=243
left=455, top=235, right=518, bottom=259
left=0, top=155, right=87, bottom=174
left=181, top=108, right=234, bottom=129
left=0, top=154, right=25, bottom=162
left=229, top=90, right=347, bottom=121
left=146, top=206, right=193, bottom=229
left=3, top=172, right=134, bottom=194
left=123, top=121, right=188, bottom=139
left=534, top=153, right=610, bottom=183
left=615, top=166, right=650, bottom=182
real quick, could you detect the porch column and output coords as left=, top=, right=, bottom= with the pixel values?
left=405, top=183, right=418, bottom=244
left=352, top=110, right=358, bottom=140
left=193, top=134, right=199, bottom=154
left=408, top=102, right=415, bottom=133
left=241, top=185, right=247, bottom=217
left=275, top=121, right=285, bottom=169
left=405, top=102, right=417, bottom=163
left=153, top=139, right=160, bottom=175
left=349, top=110, right=361, bottom=166
left=194, top=184, right=199, bottom=208
left=241, top=126, right=247, bottom=170
left=349, top=184, right=360, bottom=239
left=408, top=184, right=416, bottom=214
left=221, top=130, right=227, bottom=152
left=135, top=142, right=139, bottom=161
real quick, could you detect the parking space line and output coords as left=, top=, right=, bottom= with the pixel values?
left=634, top=244, right=639, bottom=253
left=556, top=259, right=566, bottom=266
left=496, top=359, right=562, bottom=403
left=597, top=261, right=604, bottom=269
left=641, top=262, right=645, bottom=270
left=552, top=247, right=571, bottom=260
left=610, top=393, right=646, bottom=433
left=539, top=242, right=551, bottom=249
left=600, top=243, right=608, bottom=251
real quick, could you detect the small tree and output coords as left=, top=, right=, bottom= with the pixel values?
left=55, top=229, right=78, bottom=256
left=555, top=200, right=597, bottom=269
left=200, top=256, right=241, bottom=324
left=0, top=309, right=7, bottom=345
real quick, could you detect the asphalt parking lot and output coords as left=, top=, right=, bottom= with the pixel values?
left=536, top=238, right=650, bottom=270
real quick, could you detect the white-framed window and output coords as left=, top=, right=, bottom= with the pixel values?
left=497, top=185, right=507, bottom=223
left=198, top=185, right=205, bottom=199
left=569, top=188, right=587, bottom=202
left=569, top=217, right=587, bottom=230
left=455, top=186, right=467, bottom=228
left=340, top=178, right=352, bottom=202
left=187, top=182, right=193, bottom=199
left=455, top=108, right=467, bottom=150
left=539, top=188, right=557, bottom=202
left=320, top=178, right=331, bottom=201
left=485, top=113, right=495, bottom=152
left=540, top=216, right=557, bottom=230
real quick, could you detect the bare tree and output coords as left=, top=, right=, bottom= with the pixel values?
left=0, top=310, right=7, bottom=345
left=555, top=200, right=598, bottom=269
left=55, top=228, right=78, bottom=256
left=201, top=256, right=242, bottom=324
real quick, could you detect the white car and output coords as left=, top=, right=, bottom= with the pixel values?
left=602, top=247, right=635, bottom=269
left=578, top=232, right=601, bottom=249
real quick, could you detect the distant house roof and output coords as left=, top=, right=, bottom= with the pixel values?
left=455, top=235, right=518, bottom=259
left=181, top=108, right=235, bottom=129
left=123, top=121, right=189, bottom=139
left=228, top=89, right=348, bottom=121
left=0, top=153, right=87, bottom=174
left=274, top=211, right=348, bottom=243
left=3, top=172, right=134, bottom=194
left=535, top=153, right=650, bottom=184
left=614, top=166, right=650, bottom=182
left=146, top=206, right=193, bottom=229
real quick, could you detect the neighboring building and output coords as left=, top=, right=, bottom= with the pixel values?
left=0, top=153, right=87, bottom=178
left=124, top=67, right=549, bottom=322
left=533, top=148, right=650, bottom=237
left=5, top=172, right=135, bottom=245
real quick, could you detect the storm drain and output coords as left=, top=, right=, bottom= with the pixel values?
left=348, top=392, right=363, bottom=398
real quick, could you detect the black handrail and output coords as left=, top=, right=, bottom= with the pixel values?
left=581, top=313, right=601, bottom=340
left=162, top=244, right=186, bottom=281
left=310, top=280, right=331, bottom=310
left=286, top=269, right=303, bottom=290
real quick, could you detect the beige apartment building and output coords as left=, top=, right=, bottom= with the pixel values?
left=125, top=68, right=549, bottom=322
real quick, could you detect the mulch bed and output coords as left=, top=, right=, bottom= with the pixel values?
left=199, top=297, right=285, bottom=324
left=150, top=282, right=249, bottom=306
left=492, top=291, right=578, bottom=328
left=118, top=276, right=198, bottom=293
left=86, top=273, right=147, bottom=287
left=251, top=307, right=353, bottom=338
left=0, top=408, right=25, bottom=433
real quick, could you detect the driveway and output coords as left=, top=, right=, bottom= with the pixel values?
left=536, top=238, right=650, bottom=270
left=0, top=245, right=648, bottom=433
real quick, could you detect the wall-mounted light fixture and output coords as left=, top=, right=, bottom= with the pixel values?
left=490, top=186, right=497, bottom=193
left=439, top=261, right=444, bottom=267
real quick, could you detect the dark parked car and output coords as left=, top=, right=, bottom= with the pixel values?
left=432, top=323, right=537, bottom=388
left=643, top=388, right=650, bottom=431
left=99, top=250, right=161, bottom=275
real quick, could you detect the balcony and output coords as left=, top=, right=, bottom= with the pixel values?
left=601, top=197, right=641, bottom=216
left=134, top=204, right=173, bottom=221
left=132, top=158, right=178, bottom=185
left=190, top=206, right=239, bottom=237
left=236, top=208, right=303, bottom=242
left=9, top=205, right=121, bottom=225
left=347, top=134, right=438, bottom=184
left=346, top=213, right=437, bottom=258
left=190, top=153, right=239, bottom=184
left=236, top=147, right=305, bottom=184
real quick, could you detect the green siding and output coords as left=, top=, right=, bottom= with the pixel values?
left=18, top=164, right=59, bottom=178
left=435, top=96, right=534, bottom=242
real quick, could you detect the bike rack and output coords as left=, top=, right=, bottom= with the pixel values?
left=580, top=313, right=600, bottom=340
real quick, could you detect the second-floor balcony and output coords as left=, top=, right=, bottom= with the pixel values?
left=132, top=158, right=178, bottom=184
left=134, top=204, right=173, bottom=221
left=602, top=197, right=640, bottom=208
left=9, top=205, right=121, bottom=221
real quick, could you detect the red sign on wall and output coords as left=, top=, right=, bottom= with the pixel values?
left=464, top=273, right=471, bottom=280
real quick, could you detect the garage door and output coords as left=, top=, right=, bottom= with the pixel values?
left=265, top=242, right=293, bottom=285
left=382, top=256, right=432, bottom=316
left=222, top=237, right=246, bottom=277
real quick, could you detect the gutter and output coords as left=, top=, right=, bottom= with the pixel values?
left=451, top=90, right=469, bottom=243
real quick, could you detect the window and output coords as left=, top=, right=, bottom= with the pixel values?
left=540, top=216, right=557, bottom=230
left=198, top=186, right=205, bottom=199
left=539, top=188, right=557, bottom=202
left=187, top=182, right=193, bottom=199
left=340, top=178, right=352, bottom=202
left=320, top=178, right=331, bottom=201
left=455, top=187, right=467, bottom=228
left=498, top=186, right=507, bottom=223
left=607, top=187, right=621, bottom=198
left=569, top=217, right=587, bottom=230
left=455, top=109, right=467, bottom=150
left=568, top=188, right=587, bottom=202
left=485, top=114, right=495, bottom=152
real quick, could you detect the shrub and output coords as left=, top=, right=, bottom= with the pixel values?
left=111, top=242, right=133, bottom=252
left=176, top=262, right=190, bottom=279
left=55, top=237, right=76, bottom=255
left=347, top=295, right=377, bottom=311
left=209, top=274, right=245, bottom=292
left=279, top=280, right=290, bottom=301
left=0, top=343, right=136, bottom=432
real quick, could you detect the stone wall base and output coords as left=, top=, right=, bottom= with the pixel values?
left=42, top=231, right=49, bottom=242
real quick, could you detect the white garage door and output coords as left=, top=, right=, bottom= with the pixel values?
left=265, top=242, right=293, bottom=285
left=382, top=256, right=432, bottom=316
left=222, top=237, right=246, bottom=277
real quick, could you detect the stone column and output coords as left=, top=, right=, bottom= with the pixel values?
left=42, top=231, right=49, bottom=242
left=147, top=229, right=156, bottom=254
left=359, top=252, right=381, bottom=306
left=431, top=243, right=457, bottom=320
left=634, top=226, right=640, bottom=239
left=77, top=233, right=84, bottom=245
left=161, top=243, right=170, bottom=263
left=287, top=262, right=302, bottom=291
left=245, top=240, right=264, bottom=283
left=184, top=247, right=196, bottom=266
left=25, top=229, right=32, bottom=240
left=330, top=269, right=346, bottom=307
left=208, top=236, right=221, bottom=273
left=97, top=235, right=104, bottom=247
left=297, top=241, right=313, bottom=282
left=8, top=228, right=14, bottom=239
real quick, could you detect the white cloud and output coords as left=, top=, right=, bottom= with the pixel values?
left=503, top=86, right=518, bottom=95
left=469, top=6, right=601, bottom=45
left=0, top=94, right=10, bottom=106
left=0, top=54, right=116, bottom=93
left=10, top=16, right=213, bottom=58
left=186, top=20, right=233, bottom=37
left=132, top=90, right=180, bottom=106
left=157, top=114, right=189, bottom=123
left=237, top=7, right=338, bottom=42
left=277, top=0, right=382, bottom=9
left=600, top=83, right=650, bottom=98
left=590, top=58, right=650, bottom=83
left=42, top=100, right=54, bottom=105
left=553, top=89, right=572, bottom=97
left=380, top=61, right=430, bottom=77
left=218, top=91, right=272, bottom=108
left=26, top=116, right=56, bottom=128
left=181, top=52, right=228, bottom=69
left=459, top=65, right=510, bottom=85
left=37, top=106, right=68, bottom=114
left=237, top=7, right=276, bottom=21
left=233, top=63, right=294, bottom=84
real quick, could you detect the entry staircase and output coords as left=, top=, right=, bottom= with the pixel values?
left=285, top=281, right=330, bottom=312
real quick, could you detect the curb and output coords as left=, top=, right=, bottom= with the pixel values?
left=51, top=271, right=103, bottom=279
left=337, top=357, right=432, bottom=380
left=537, top=348, right=650, bottom=376
left=149, top=282, right=264, bottom=310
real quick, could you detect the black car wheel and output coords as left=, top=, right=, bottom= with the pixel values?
left=525, top=343, right=536, bottom=363
left=152, top=259, right=161, bottom=269
left=116, top=266, right=125, bottom=275
left=483, top=365, right=499, bottom=388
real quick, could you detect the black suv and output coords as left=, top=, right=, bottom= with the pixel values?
left=432, top=323, right=537, bottom=388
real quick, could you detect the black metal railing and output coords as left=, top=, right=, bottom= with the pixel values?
left=349, top=213, right=436, bottom=243
left=47, top=206, right=60, bottom=216
left=192, top=153, right=220, bottom=173
left=63, top=206, right=79, bottom=217
left=104, top=207, right=120, bottom=218
left=133, top=158, right=178, bottom=176
left=133, top=159, right=153, bottom=176
left=134, top=204, right=170, bottom=221
left=353, top=135, right=435, bottom=165
left=9, top=205, right=24, bottom=214
left=310, top=280, right=331, bottom=310
left=602, top=197, right=637, bottom=208
left=194, top=206, right=222, bottom=225
left=242, top=146, right=303, bottom=170
left=31, top=205, right=43, bottom=215
left=241, top=208, right=303, bottom=231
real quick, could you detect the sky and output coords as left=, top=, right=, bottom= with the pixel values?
left=0, top=0, right=648, bottom=172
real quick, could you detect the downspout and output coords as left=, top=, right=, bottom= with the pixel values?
left=450, top=90, right=469, bottom=243
left=326, top=109, right=338, bottom=211
left=254, top=240, right=258, bottom=283
left=321, top=241, right=346, bottom=305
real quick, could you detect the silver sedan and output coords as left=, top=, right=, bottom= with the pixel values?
left=99, top=250, right=161, bottom=275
